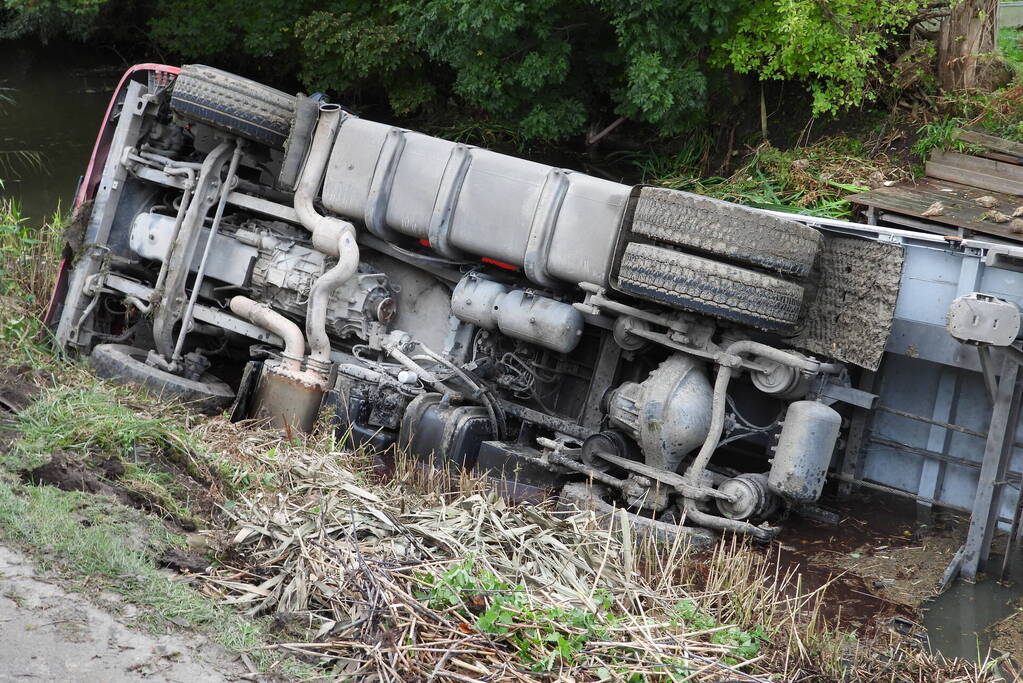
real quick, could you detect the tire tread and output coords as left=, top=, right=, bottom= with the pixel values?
left=617, top=242, right=804, bottom=332
left=629, top=187, right=821, bottom=277
left=170, top=65, right=295, bottom=149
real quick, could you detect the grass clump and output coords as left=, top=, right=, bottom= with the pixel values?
left=640, top=138, right=907, bottom=219
left=1, top=379, right=218, bottom=524
left=1000, top=26, right=1023, bottom=80
left=9, top=383, right=193, bottom=466
left=0, top=200, right=65, bottom=362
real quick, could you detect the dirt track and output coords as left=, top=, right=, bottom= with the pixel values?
left=0, top=545, right=244, bottom=682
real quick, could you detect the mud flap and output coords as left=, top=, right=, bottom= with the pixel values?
left=789, top=236, right=905, bottom=370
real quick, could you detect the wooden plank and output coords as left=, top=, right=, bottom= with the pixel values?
left=846, top=177, right=1023, bottom=243
left=929, top=149, right=1023, bottom=183
left=959, top=129, right=1023, bottom=160
left=974, top=149, right=1023, bottom=166
left=926, top=160, right=1023, bottom=196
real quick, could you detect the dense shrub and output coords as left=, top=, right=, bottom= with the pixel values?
left=716, top=0, right=925, bottom=115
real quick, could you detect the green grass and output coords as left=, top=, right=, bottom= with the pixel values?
left=2, top=381, right=206, bottom=522
left=9, top=384, right=194, bottom=464
left=637, top=138, right=888, bottom=219
left=0, top=359, right=317, bottom=677
left=909, top=117, right=988, bottom=172
left=0, top=199, right=65, bottom=365
left=999, top=26, right=1023, bottom=79
left=416, top=557, right=768, bottom=676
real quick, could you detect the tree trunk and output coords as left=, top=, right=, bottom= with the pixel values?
left=937, top=0, right=998, bottom=92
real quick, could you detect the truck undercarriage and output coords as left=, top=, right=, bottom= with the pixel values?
left=48, top=65, right=1023, bottom=574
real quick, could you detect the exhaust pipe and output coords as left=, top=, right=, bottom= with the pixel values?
left=293, top=103, right=360, bottom=370
left=229, top=296, right=304, bottom=373
left=229, top=295, right=326, bottom=432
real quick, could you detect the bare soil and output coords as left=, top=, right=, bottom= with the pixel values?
left=994, top=607, right=1023, bottom=659
left=0, top=364, right=43, bottom=413
left=20, top=450, right=207, bottom=532
left=0, top=544, right=245, bottom=682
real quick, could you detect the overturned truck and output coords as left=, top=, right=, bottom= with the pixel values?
left=47, top=65, right=1023, bottom=577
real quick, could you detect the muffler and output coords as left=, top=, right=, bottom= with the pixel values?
left=230, top=296, right=327, bottom=432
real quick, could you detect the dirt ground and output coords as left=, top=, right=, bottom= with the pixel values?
left=807, top=522, right=963, bottom=608
left=995, top=608, right=1023, bottom=659
left=0, top=544, right=246, bottom=682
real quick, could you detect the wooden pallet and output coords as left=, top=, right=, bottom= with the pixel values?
left=847, top=130, right=1023, bottom=243
left=847, top=178, right=1023, bottom=241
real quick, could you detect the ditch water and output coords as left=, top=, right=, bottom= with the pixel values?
left=3, top=38, right=1022, bottom=666
left=923, top=554, right=1023, bottom=661
left=0, top=41, right=124, bottom=224
left=780, top=489, right=1023, bottom=662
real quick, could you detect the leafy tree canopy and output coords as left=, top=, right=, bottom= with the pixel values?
left=1, top=0, right=933, bottom=139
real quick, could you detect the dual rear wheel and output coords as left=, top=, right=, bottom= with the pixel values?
left=616, top=187, right=822, bottom=334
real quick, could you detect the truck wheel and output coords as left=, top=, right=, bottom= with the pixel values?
left=89, top=344, right=234, bottom=414
left=170, top=64, right=296, bottom=149
left=627, top=187, right=822, bottom=278
left=616, top=243, right=805, bottom=334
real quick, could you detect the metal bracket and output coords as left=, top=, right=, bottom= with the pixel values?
left=815, top=380, right=878, bottom=409
left=946, top=354, right=1023, bottom=583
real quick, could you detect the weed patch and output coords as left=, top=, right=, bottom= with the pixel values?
left=640, top=138, right=908, bottom=219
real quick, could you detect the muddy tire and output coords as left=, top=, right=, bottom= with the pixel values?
left=89, top=344, right=234, bottom=414
left=616, top=242, right=805, bottom=333
left=628, top=187, right=822, bottom=278
left=170, top=64, right=296, bottom=149
left=557, top=482, right=716, bottom=547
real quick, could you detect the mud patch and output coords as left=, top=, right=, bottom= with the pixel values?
left=23, top=450, right=128, bottom=500
left=21, top=450, right=205, bottom=531
left=0, top=544, right=244, bottom=681
left=791, top=235, right=904, bottom=370
left=0, top=364, right=44, bottom=413
left=128, top=445, right=223, bottom=525
left=0, top=365, right=48, bottom=454
left=810, top=529, right=961, bottom=607
left=993, top=605, right=1023, bottom=659
left=159, top=548, right=210, bottom=575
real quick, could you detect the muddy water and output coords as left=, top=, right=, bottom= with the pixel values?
left=780, top=488, right=1023, bottom=661
left=923, top=555, right=1023, bottom=659
left=0, top=41, right=124, bottom=224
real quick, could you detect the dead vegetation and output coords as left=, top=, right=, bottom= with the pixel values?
left=642, top=138, right=911, bottom=220
left=178, top=427, right=1015, bottom=682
